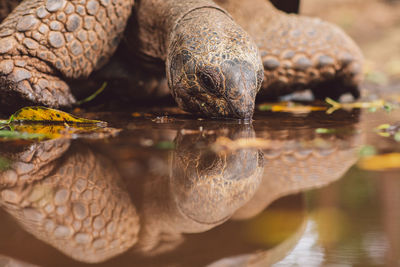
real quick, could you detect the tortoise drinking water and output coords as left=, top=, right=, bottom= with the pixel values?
left=0, top=0, right=363, bottom=118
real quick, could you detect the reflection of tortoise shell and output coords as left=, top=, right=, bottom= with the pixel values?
left=0, top=117, right=363, bottom=264
left=234, top=130, right=363, bottom=220
left=0, top=141, right=139, bottom=263
left=0, top=0, right=362, bottom=118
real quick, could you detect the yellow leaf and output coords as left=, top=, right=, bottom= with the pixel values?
left=9, top=106, right=106, bottom=125
left=258, top=102, right=326, bottom=114
left=376, top=124, right=391, bottom=130
left=377, top=132, right=391, bottom=138
left=326, top=98, right=386, bottom=114
left=357, top=153, right=400, bottom=171
left=12, top=124, right=97, bottom=139
left=0, top=106, right=116, bottom=141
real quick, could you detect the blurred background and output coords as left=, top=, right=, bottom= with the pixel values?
left=302, top=0, right=400, bottom=86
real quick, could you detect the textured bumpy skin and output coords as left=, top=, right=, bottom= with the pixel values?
left=0, top=0, right=363, bottom=117
left=0, top=0, right=133, bottom=109
left=216, top=0, right=364, bottom=99
left=130, top=0, right=263, bottom=119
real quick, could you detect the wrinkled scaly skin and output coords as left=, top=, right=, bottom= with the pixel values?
left=0, top=0, right=133, bottom=109
left=0, top=0, right=262, bottom=119
left=130, top=0, right=263, bottom=119
left=0, top=0, right=363, bottom=118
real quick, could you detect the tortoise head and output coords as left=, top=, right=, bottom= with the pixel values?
left=166, top=9, right=263, bottom=120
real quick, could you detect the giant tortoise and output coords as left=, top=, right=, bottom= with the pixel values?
left=0, top=0, right=363, bottom=118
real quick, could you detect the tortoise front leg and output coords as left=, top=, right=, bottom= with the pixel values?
left=0, top=0, right=133, bottom=111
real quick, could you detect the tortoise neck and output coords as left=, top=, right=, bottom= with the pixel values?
left=132, top=0, right=229, bottom=61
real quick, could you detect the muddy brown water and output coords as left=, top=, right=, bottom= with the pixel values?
left=0, top=104, right=399, bottom=267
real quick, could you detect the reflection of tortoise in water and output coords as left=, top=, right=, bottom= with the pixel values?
left=0, top=0, right=363, bottom=118
left=0, top=117, right=362, bottom=263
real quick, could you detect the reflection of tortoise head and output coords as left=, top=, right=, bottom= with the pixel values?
left=170, top=124, right=264, bottom=226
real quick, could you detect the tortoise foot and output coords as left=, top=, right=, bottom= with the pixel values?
left=0, top=56, right=75, bottom=110
left=0, top=0, right=133, bottom=111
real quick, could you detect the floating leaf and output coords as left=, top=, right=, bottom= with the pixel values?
left=374, top=123, right=400, bottom=141
left=8, top=106, right=106, bottom=125
left=358, top=153, right=400, bottom=171
left=0, top=106, right=115, bottom=141
left=258, top=102, right=326, bottom=114
left=315, top=128, right=336, bottom=134
left=326, top=98, right=386, bottom=114
left=377, top=132, right=391, bottom=138
left=258, top=104, right=273, bottom=111
left=376, top=124, right=391, bottom=130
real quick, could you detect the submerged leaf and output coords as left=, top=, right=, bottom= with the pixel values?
left=358, top=153, right=400, bottom=171
left=9, top=106, right=106, bottom=125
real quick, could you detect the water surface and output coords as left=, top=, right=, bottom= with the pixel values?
left=0, top=105, right=399, bottom=267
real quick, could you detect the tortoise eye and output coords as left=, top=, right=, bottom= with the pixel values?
left=198, top=70, right=222, bottom=96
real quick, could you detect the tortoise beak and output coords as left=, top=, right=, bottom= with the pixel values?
left=222, top=60, right=259, bottom=120
left=225, top=92, right=256, bottom=120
